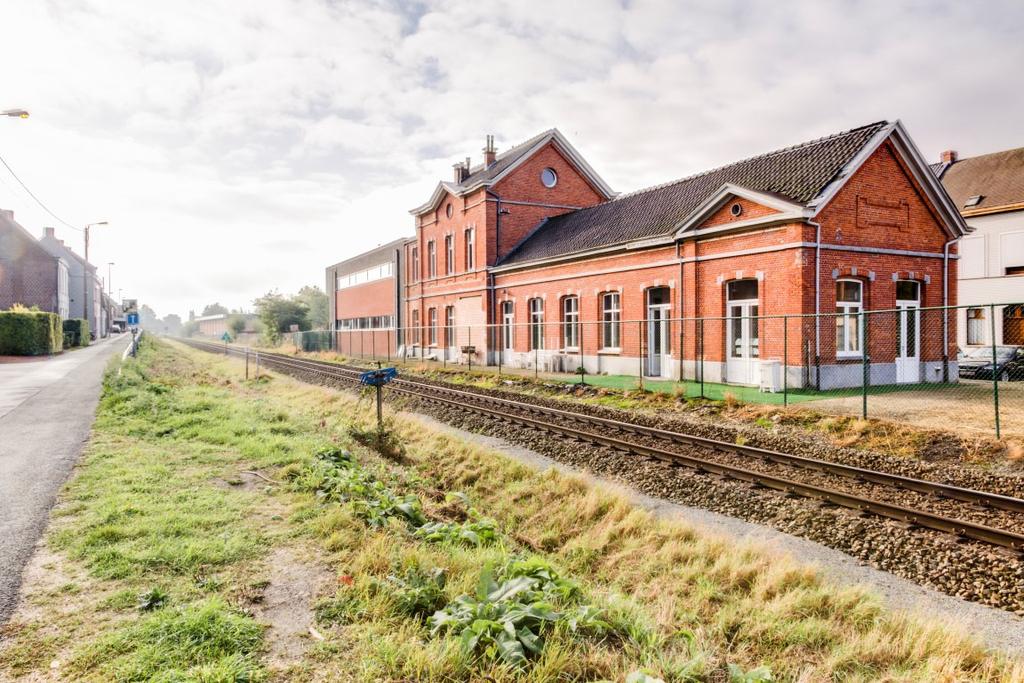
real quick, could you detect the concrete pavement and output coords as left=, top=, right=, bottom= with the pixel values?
left=0, top=336, right=127, bottom=624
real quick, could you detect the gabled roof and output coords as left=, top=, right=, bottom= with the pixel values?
left=938, top=146, right=1024, bottom=215
left=38, top=231, right=95, bottom=271
left=496, top=121, right=966, bottom=268
left=0, top=210, right=56, bottom=261
left=409, top=129, right=615, bottom=216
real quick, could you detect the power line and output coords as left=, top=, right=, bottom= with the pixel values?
left=0, top=151, right=81, bottom=232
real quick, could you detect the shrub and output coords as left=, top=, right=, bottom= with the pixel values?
left=63, top=318, right=90, bottom=347
left=0, top=307, right=62, bottom=355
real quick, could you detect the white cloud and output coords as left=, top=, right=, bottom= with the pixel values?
left=0, top=0, right=1020, bottom=318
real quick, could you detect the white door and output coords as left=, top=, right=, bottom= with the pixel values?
left=895, top=281, right=920, bottom=384
left=501, top=304, right=514, bottom=364
left=895, top=302, right=920, bottom=383
left=646, top=305, right=671, bottom=378
left=727, top=301, right=760, bottom=385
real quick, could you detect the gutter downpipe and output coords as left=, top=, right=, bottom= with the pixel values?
left=808, top=220, right=822, bottom=390
left=486, top=188, right=502, bottom=365
left=942, top=236, right=958, bottom=382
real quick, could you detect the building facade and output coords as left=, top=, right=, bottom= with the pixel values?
left=330, top=121, right=967, bottom=389
left=0, top=210, right=70, bottom=318
left=38, top=226, right=104, bottom=336
left=934, top=148, right=1024, bottom=348
left=327, top=237, right=410, bottom=356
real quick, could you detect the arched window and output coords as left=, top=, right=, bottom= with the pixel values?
left=562, top=296, right=579, bottom=349
left=528, top=298, right=544, bottom=350
left=601, top=292, right=621, bottom=349
left=835, top=279, right=863, bottom=357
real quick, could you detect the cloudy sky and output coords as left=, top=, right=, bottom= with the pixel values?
left=1, top=0, right=1021, bottom=320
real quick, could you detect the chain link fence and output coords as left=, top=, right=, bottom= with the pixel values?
left=292, top=302, right=1024, bottom=439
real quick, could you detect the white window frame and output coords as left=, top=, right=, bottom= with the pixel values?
left=562, top=296, right=579, bottom=350
left=445, top=234, right=454, bottom=275
left=966, top=307, right=986, bottom=346
left=410, top=247, right=419, bottom=282
left=427, top=241, right=437, bottom=279
left=601, top=292, right=621, bottom=350
left=444, top=305, right=455, bottom=347
left=835, top=279, right=863, bottom=358
left=501, top=300, right=514, bottom=351
left=428, top=307, right=437, bottom=345
left=465, top=228, right=475, bottom=271
left=529, top=298, right=544, bottom=351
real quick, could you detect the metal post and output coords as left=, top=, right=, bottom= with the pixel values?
left=782, top=315, right=788, bottom=406
left=638, top=320, right=644, bottom=391
left=861, top=311, right=869, bottom=420
left=698, top=318, right=705, bottom=398
left=375, top=362, right=384, bottom=435
left=534, top=332, right=539, bottom=379
left=245, top=348, right=250, bottom=380
left=991, top=303, right=1001, bottom=438
left=386, top=328, right=391, bottom=363
left=579, top=321, right=584, bottom=384
left=360, top=330, right=365, bottom=359
left=498, top=323, right=503, bottom=376
left=371, top=329, right=376, bottom=360
left=255, top=350, right=260, bottom=377
left=467, top=325, right=472, bottom=372
left=679, top=318, right=685, bottom=383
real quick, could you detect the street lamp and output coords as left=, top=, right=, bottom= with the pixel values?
left=84, top=221, right=108, bottom=262
left=2, top=109, right=29, bottom=118
left=107, top=262, right=115, bottom=297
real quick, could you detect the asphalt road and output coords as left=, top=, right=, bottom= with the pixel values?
left=0, top=336, right=126, bottom=624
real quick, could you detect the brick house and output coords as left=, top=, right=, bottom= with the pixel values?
left=324, top=122, right=966, bottom=388
left=38, top=227, right=103, bottom=336
left=0, top=210, right=70, bottom=318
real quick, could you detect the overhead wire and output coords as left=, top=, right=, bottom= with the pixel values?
left=0, top=151, right=82, bottom=231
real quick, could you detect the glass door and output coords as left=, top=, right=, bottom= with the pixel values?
left=726, top=280, right=760, bottom=385
left=646, top=288, right=671, bottom=377
left=895, top=282, right=920, bottom=384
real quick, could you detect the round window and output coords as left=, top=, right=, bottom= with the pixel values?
left=540, top=168, right=558, bottom=188
left=445, top=203, right=453, bottom=218
left=730, top=203, right=743, bottom=217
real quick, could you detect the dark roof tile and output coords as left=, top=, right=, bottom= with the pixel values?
left=498, top=121, right=889, bottom=266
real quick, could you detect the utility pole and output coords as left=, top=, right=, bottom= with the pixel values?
left=107, top=262, right=115, bottom=297
left=83, top=221, right=108, bottom=262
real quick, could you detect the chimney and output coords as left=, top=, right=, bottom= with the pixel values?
left=0, top=209, right=12, bottom=220
left=940, top=150, right=958, bottom=164
left=482, top=134, right=497, bottom=167
left=44, top=227, right=55, bottom=239
left=453, top=156, right=472, bottom=183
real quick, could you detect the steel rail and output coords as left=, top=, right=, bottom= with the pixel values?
left=179, top=340, right=1024, bottom=553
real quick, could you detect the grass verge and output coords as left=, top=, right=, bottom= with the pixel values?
left=0, top=338, right=1021, bottom=681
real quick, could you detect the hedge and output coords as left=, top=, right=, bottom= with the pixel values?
left=0, top=309, right=63, bottom=355
left=63, top=318, right=90, bottom=348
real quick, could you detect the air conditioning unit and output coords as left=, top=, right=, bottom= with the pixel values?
left=759, top=360, right=782, bottom=393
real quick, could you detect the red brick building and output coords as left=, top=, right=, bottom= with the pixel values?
left=0, top=209, right=70, bottom=319
left=339, top=122, right=968, bottom=389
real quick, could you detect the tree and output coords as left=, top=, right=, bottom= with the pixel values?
left=140, top=304, right=160, bottom=330
left=295, top=285, right=329, bottom=329
left=161, top=314, right=183, bottom=336
left=253, top=291, right=310, bottom=344
left=202, top=302, right=229, bottom=316
left=227, top=314, right=247, bottom=337
left=182, top=319, right=199, bottom=337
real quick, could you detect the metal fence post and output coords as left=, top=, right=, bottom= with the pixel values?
left=782, top=315, right=788, bottom=406
left=679, top=318, right=685, bottom=384
left=534, top=335, right=539, bottom=379
left=245, top=348, right=249, bottom=380
left=638, top=320, right=645, bottom=391
left=386, top=328, right=391, bottom=363
left=467, top=325, right=472, bottom=372
left=498, top=323, right=503, bottom=376
left=861, top=311, right=869, bottom=420
left=698, top=318, right=705, bottom=399
left=991, top=303, right=1001, bottom=438
left=371, top=329, right=376, bottom=360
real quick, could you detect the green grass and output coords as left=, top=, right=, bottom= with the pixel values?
left=2, top=339, right=1021, bottom=682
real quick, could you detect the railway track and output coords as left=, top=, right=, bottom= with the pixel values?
left=180, top=339, right=1024, bottom=556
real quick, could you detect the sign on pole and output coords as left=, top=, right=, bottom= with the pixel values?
left=359, top=366, right=398, bottom=433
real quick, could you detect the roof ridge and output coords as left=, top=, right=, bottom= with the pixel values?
left=607, top=120, right=890, bottom=204
left=463, top=128, right=555, bottom=176
left=951, top=145, right=1024, bottom=165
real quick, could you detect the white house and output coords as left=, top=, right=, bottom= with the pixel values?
left=934, top=147, right=1024, bottom=348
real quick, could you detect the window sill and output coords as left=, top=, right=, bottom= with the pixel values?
left=836, top=353, right=864, bottom=362
left=598, top=348, right=622, bottom=355
left=562, top=347, right=580, bottom=353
